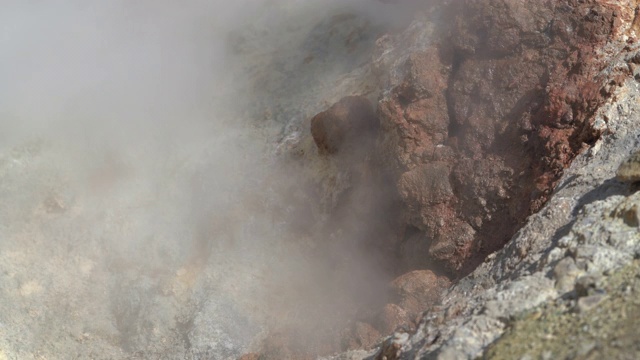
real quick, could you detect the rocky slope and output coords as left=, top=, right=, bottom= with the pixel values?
left=312, top=1, right=640, bottom=358
left=2, top=1, right=640, bottom=359
left=289, top=0, right=640, bottom=358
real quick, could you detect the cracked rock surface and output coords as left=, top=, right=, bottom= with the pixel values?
left=325, top=75, right=640, bottom=360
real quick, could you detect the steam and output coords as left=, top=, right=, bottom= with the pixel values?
left=1, top=1, right=236, bottom=147
left=0, top=0, right=413, bottom=357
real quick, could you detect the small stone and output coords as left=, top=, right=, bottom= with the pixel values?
left=558, top=235, right=576, bottom=248
left=374, top=331, right=409, bottom=360
left=616, top=149, right=640, bottom=183
left=553, top=257, right=583, bottom=293
left=577, top=341, right=597, bottom=356
left=611, top=199, right=640, bottom=227
left=575, top=294, right=606, bottom=313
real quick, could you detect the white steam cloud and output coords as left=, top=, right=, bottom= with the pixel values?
left=0, top=0, right=415, bottom=358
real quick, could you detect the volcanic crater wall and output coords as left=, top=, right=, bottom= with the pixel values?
left=3, top=0, right=633, bottom=359
left=310, top=0, right=635, bottom=278
left=278, top=0, right=639, bottom=357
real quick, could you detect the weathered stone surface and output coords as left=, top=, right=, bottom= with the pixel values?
left=389, top=270, right=450, bottom=319
left=323, top=7, right=640, bottom=355
left=369, top=0, right=637, bottom=277
left=376, top=303, right=412, bottom=335
left=254, top=330, right=313, bottom=360
left=553, top=256, right=584, bottom=293
left=342, top=322, right=382, bottom=351
left=346, top=78, right=640, bottom=360
left=314, top=1, right=640, bottom=358
left=373, top=331, right=409, bottom=360
left=397, top=162, right=452, bottom=210
left=377, top=47, right=450, bottom=172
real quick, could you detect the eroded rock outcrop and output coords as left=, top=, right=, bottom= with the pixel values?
left=372, top=0, right=638, bottom=276
left=253, top=0, right=640, bottom=358
left=314, top=0, right=640, bottom=359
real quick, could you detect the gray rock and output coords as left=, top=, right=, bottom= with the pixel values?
left=553, top=257, right=583, bottom=293
left=575, top=294, right=607, bottom=313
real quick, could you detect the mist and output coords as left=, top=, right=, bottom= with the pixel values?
left=0, top=0, right=414, bottom=358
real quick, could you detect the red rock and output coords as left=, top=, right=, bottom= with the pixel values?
left=396, top=51, right=448, bottom=103
left=374, top=0, right=628, bottom=275
left=378, top=49, right=450, bottom=171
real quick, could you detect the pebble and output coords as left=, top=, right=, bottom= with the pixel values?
left=577, top=341, right=596, bottom=356
left=553, top=257, right=582, bottom=293
left=616, top=149, right=640, bottom=183
left=575, top=294, right=607, bottom=313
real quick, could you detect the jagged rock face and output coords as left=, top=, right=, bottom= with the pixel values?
left=372, top=0, right=634, bottom=275
left=252, top=0, right=638, bottom=358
